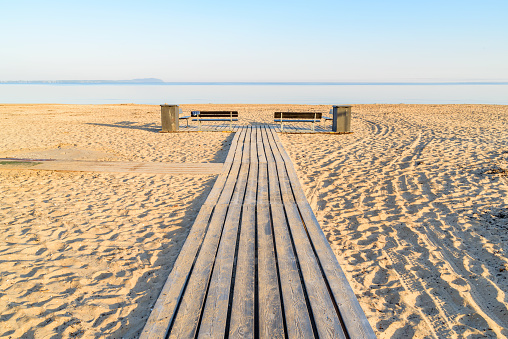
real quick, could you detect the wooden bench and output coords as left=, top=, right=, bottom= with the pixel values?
left=274, top=112, right=323, bottom=132
left=191, top=110, right=239, bottom=131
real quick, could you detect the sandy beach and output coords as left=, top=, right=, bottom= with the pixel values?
left=1, top=103, right=508, bottom=338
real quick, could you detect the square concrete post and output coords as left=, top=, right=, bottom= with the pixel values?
left=332, top=105, right=352, bottom=132
left=160, top=104, right=179, bottom=132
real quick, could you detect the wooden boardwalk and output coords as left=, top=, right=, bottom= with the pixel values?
left=0, top=159, right=223, bottom=175
left=141, top=126, right=375, bottom=338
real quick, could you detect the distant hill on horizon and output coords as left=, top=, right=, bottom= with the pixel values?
left=0, top=78, right=165, bottom=84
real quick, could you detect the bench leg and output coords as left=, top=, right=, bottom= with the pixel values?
left=230, top=120, right=232, bottom=131
left=312, top=121, right=315, bottom=132
left=281, top=121, right=283, bottom=132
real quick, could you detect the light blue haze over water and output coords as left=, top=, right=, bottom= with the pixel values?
left=0, top=84, right=507, bottom=105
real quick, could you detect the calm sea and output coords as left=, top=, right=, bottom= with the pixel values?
left=0, top=84, right=507, bottom=105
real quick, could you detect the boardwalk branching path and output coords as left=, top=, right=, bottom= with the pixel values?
left=141, top=127, right=376, bottom=338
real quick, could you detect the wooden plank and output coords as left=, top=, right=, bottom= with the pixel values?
left=230, top=162, right=249, bottom=211
left=140, top=204, right=215, bottom=339
left=229, top=204, right=256, bottom=338
left=257, top=203, right=284, bottom=338
left=268, top=128, right=377, bottom=338
left=284, top=203, right=347, bottom=338
left=265, top=127, right=346, bottom=338
left=229, top=127, right=258, bottom=337
left=197, top=204, right=243, bottom=338
left=262, top=128, right=282, bottom=204
left=244, top=128, right=258, bottom=205
left=217, top=129, right=247, bottom=206
left=242, top=127, right=251, bottom=164
left=249, top=127, right=258, bottom=165
left=195, top=128, right=250, bottom=338
left=262, top=126, right=314, bottom=338
left=0, top=160, right=225, bottom=175
left=256, top=127, right=266, bottom=164
left=256, top=202, right=285, bottom=338
left=270, top=203, right=315, bottom=338
left=208, top=131, right=243, bottom=206
left=296, top=203, right=376, bottom=338
left=166, top=203, right=229, bottom=338
left=256, top=154, right=284, bottom=337
left=264, top=130, right=295, bottom=204
left=223, top=129, right=242, bottom=164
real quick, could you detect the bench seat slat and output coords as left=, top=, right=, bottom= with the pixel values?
left=192, top=118, right=239, bottom=122
left=192, top=111, right=239, bottom=117
left=274, top=119, right=320, bottom=123
left=274, top=112, right=323, bottom=119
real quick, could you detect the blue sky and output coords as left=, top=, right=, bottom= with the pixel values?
left=1, top=0, right=507, bottom=82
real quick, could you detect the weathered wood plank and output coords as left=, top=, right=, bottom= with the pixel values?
left=265, top=127, right=346, bottom=338
left=270, top=203, right=315, bottom=338
left=268, top=127, right=377, bottom=338
left=242, top=127, right=251, bottom=164
left=284, top=203, right=347, bottom=339
left=227, top=128, right=258, bottom=336
left=256, top=129, right=284, bottom=337
left=197, top=128, right=251, bottom=338
left=262, top=126, right=314, bottom=338
left=229, top=204, right=256, bottom=338
left=197, top=204, right=243, bottom=338
left=230, top=161, right=250, bottom=206
left=249, top=127, right=258, bottom=165
left=140, top=205, right=215, bottom=339
left=256, top=127, right=267, bottom=164
left=262, top=128, right=282, bottom=204
left=217, top=129, right=247, bottom=206
left=166, top=203, right=229, bottom=338
left=244, top=128, right=258, bottom=206
left=264, top=129, right=294, bottom=203
left=256, top=202, right=285, bottom=338
left=0, top=160, right=224, bottom=175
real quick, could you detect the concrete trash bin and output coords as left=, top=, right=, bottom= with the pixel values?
left=332, top=105, right=352, bottom=133
left=160, top=104, right=179, bottom=132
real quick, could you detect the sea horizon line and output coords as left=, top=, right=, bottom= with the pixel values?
left=2, top=80, right=508, bottom=86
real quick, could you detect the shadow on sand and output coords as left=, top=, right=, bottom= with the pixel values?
left=86, top=121, right=161, bottom=133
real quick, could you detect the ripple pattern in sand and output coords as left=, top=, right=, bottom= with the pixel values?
left=0, top=170, right=216, bottom=338
left=280, top=104, right=508, bottom=338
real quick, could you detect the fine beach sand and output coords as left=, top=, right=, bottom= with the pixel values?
left=1, top=104, right=508, bottom=338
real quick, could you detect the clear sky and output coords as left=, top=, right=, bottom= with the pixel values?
left=1, top=0, right=507, bottom=82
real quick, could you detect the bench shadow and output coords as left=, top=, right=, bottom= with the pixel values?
left=86, top=121, right=161, bottom=133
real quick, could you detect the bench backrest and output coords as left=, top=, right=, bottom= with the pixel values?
left=191, top=111, right=239, bottom=117
left=274, top=112, right=323, bottom=119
